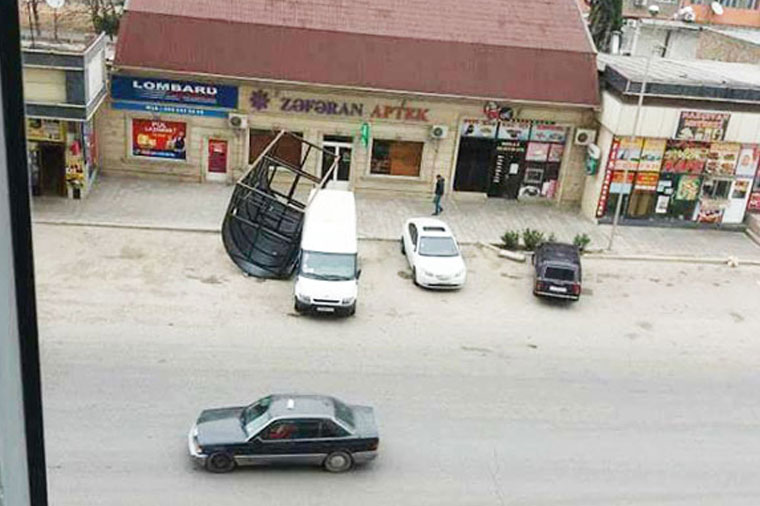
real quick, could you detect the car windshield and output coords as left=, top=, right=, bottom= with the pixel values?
left=241, top=397, right=272, bottom=436
left=418, top=236, right=458, bottom=257
left=544, top=266, right=576, bottom=282
left=333, top=398, right=355, bottom=429
left=300, top=250, right=357, bottom=281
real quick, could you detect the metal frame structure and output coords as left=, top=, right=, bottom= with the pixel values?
left=222, top=130, right=340, bottom=278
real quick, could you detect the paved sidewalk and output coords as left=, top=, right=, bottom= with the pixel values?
left=32, top=175, right=760, bottom=260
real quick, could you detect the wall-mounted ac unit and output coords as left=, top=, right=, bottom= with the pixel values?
left=574, top=128, right=597, bottom=146
left=228, top=113, right=249, bottom=129
left=633, top=0, right=646, bottom=8
left=430, top=125, right=449, bottom=140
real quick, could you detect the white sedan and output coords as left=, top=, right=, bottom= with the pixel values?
left=400, top=218, right=466, bottom=289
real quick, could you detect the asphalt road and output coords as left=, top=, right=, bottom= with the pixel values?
left=33, top=224, right=760, bottom=506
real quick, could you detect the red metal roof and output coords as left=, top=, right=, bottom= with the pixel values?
left=115, top=0, right=599, bottom=106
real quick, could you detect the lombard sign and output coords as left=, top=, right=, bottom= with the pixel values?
left=112, top=75, right=238, bottom=109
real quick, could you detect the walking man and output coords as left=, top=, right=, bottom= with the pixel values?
left=433, top=174, right=445, bottom=215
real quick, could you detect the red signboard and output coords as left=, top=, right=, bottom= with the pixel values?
left=132, top=119, right=187, bottom=160
left=596, top=138, right=620, bottom=217
left=749, top=192, right=760, bottom=212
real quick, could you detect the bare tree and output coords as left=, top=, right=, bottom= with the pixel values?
left=27, top=0, right=41, bottom=36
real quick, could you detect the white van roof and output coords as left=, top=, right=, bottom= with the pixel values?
left=301, top=189, right=357, bottom=254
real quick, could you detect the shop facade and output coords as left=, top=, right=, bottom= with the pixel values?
left=107, top=0, right=600, bottom=203
left=22, top=32, right=107, bottom=199
left=583, top=58, right=760, bottom=227
left=101, top=73, right=595, bottom=203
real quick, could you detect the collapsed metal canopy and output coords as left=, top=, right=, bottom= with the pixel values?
left=222, top=130, right=339, bottom=279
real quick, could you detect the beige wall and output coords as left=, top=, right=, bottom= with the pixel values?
left=23, top=68, right=66, bottom=103
left=697, top=30, right=760, bottom=64
left=99, top=102, right=246, bottom=183
left=101, top=80, right=594, bottom=205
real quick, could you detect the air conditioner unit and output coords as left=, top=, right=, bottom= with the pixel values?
left=633, top=0, right=646, bottom=8
left=574, top=128, right=597, bottom=146
left=430, top=125, right=449, bottom=140
left=228, top=113, right=249, bottom=129
left=683, top=10, right=697, bottom=22
left=625, top=19, right=639, bottom=28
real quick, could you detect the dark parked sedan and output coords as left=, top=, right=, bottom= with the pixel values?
left=188, top=394, right=379, bottom=473
left=532, top=242, right=582, bottom=301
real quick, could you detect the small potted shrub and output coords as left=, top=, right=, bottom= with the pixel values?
left=522, top=228, right=545, bottom=251
left=573, top=233, right=591, bottom=252
left=501, top=230, right=520, bottom=250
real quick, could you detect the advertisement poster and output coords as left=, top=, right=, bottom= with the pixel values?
left=634, top=171, right=659, bottom=191
left=748, top=192, right=760, bottom=212
left=610, top=170, right=635, bottom=194
left=675, top=111, right=730, bottom=141
left=526, top=142, right=550, bottom=162
left=696, top=201, right=724, bottom=223
left=705, top=142, right=740, bottom=176
left=461, top=119, right=498, bottom=138
left=675, top=175, right=701, bottom=201
left=27, top=118, right=65, bottom=142
left=614, top=137, right=643, bottom=172
left=530, top=125, right=567, bottom=143
left=655, top=195, right=670, bottom=214
left=735, top=146, right=758, bottom=177
left=132, top=119, right=187, bottom=160
left=112, top=75, right=238, bottom=109
left=497, top=121, right=531, bottom=141
left=662, top=141, right=708, bottom=173
left=548, top=143, right=565, bottom=163
left=638, top=138, right=666, bottom=172
left=596, top=138, right=620, bottom=218
left=731, top=179, right=750, bottom=200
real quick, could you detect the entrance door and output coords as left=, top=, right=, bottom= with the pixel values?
left=454, top=138, right=493, bottom=192
left=206, top=139, right=228, bottom=182
left=321, top=136, right=352, bottom=182
left=38, top=143, right=66, bottom=197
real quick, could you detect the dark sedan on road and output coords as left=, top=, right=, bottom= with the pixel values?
left=188, top=394, right=379, bottom=473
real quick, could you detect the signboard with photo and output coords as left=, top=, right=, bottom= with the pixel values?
left=638, top=138, right=666, bottom=172
left=497, top=121, right=531, bottom=141
left=132, top=119, right=187, bottom=160
left=461, top=119, right=498, bottom=139
left=529, top=125, right=567, bottom=143
left=705, top=142, right=740, bottom=176
left=748, top=192, right=760, bottom=212
left=675, top=111, right=730, bottom=141
left=27, top=118, right=65, bottom=142
left=735, top=146, right=758, bottom=177
left=547, top=143, right=565, bottom=163
left=610, top=170, right=635, bottom=194
left=613, top=137, right=643, bottom=172
left=675, top=175, right=701, bottom=201
left=662, top=141, right=708, bottom=174
left=526, top=142, right=550, bottom=162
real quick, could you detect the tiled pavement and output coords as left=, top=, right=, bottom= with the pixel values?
left=32, top=175, right=760, bottom=260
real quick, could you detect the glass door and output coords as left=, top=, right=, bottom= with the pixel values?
left=322, top=136, right=352, bottom=182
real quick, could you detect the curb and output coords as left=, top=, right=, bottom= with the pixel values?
left=33, top=220, right=760, bottom=266
left=33, top=219, right=220, bottom=234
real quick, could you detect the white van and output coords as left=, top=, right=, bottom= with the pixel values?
left=294, top=189, right=359, bottom=316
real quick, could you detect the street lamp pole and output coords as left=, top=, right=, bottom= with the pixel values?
left=607, top=13, right=662, bottom=251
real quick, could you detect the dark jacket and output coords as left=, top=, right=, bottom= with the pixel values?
left=435, top=178, right=445, bottom=196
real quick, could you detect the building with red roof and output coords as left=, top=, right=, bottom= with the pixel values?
left=101, top=0, right=600, bottom=202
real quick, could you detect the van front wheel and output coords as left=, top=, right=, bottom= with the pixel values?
left=294, top=298, right=308, bottom=313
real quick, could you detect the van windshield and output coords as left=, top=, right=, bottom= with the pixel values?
left=300, top=251, right=357, bottom=281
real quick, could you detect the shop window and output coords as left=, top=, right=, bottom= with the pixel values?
left=701, top=178, right=732, bottom=200
left=370, top=140, right=423, bottom=177
left=249, top=129, right=303, bottom=167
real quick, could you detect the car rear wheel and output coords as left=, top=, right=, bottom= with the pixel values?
left=400, top=237, right=405, bottom=255
left=412, top=267, right=419, bottom=286
left=206, top=452, right=236, bottom=473
left=323, top=451, right=353, bottom=473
